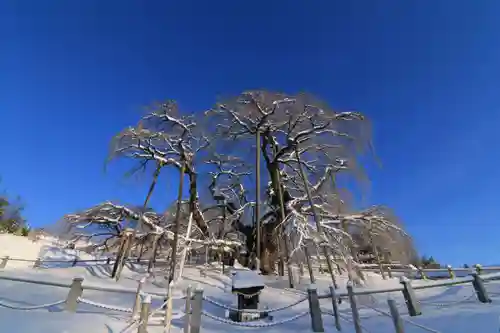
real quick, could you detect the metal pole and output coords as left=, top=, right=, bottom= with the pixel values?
left=295, top=147, right=338, bottom=289
left=169, top=162, right=186, bottom=283
left=255, top=130, right=261, bottom=271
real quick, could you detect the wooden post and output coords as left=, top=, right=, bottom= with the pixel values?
left=138, top=294, right=152, bottom=333
left=447, top=265, right=455, bottom=279
left=111, top=233, right=127, bottom=278
left=132, top=277, right=146, bottom=319
left=347, top=281, right=362, bottom=333
left=116, top=228, right=134, bottom=281
left=417, top=266, right=427, bottom=280
left=164, top=281, right=174, bottom=332
left=201, top=246, right=208, bottom=277
left=379, top=261, right=386, bottom=280
left=0, top=256, right=9, bottom=269
left=304, top=248, right=316, bottom=284
left=296, top=146, right=338, bottom=289
left=184, top=286, right=192, bottom=333
left=190, top=288, right=203, bottom=333
left=106, top=257, right=111, bottom=265
left=169, top=161, right=186, bottom=284
left=475, top=264, right=482, bottom=275
left=307, top=285, right=324, bottom=332
left=33, top=258, right=41, bottom=269
left=388, top=296, right=405, bottom=333
left=272, top=144, right=294, bottom=288
left=387, top=266, right=393, bottom=278
left=177, top=212, right=194, bottom=282
left=400, top=276, right=421, bottom=316
left=65, top=277, right=84, bottom=312
left=329, top=286, right=341, bottom=331
left=148, top=234, right=160, bottom=273
left=471, top=272, right=490, bottom=303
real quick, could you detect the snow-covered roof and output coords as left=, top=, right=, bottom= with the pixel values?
left=231, top=270, right=265, bottom=289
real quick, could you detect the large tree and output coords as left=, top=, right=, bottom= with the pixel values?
left=60, top=90, right=415, bottom=281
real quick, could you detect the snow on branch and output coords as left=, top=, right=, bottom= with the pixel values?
left=63, top=202, right=172, bottom=240
left=109, top=127, right=182, bottom=170
left=109, top=102, right=209, bottom=174
left=206, top=153, right=252, bottom=205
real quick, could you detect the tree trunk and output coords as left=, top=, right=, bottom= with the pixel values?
left=255, top=130, right=262, bottom=271
left=187, top=169, right=209, bottom=236
left=169, top=163, right=186, bottom=283
left=264, top=157, right=285, bottom=276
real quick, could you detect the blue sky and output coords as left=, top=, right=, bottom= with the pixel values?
left=2, top=1, right=500, bottom=266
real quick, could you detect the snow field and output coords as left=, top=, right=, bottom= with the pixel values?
left=1, top=235, right=500, bottom=332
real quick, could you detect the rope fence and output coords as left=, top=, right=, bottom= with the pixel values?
left=2, top=258, right=500, bottom=332
left=0, top=254, right=175, bottom=270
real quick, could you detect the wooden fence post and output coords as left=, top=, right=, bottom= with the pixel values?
left=400, top=276, right=421, bottom=316
left=307, top=284, right=324, bottom=332
left=164, top=281, right=174, bottom=332
left=200, top=266, right=206, bottom=278
left=387, top=266, right=393, bottom=278
left=347, top=281, right=362, bottom=333
left=329, top=286, right=341, bottom=331
left=184, top=286, right=192, bottom=333
left=0, top=256, right=9, bottom=269
left=417, top=266, right=427, bottom=280
left=138, top=294, right=152, bottom=333
left=388, top=295, right=405, bottom=333
left=65, top=277, right=84, bottom=312
left=148, top=234, right=160, bottom=273
left=190, top=287, right=203, bottom=333
left=132, top=277, right=146, bottom=319
left=471, top=272, right=490, bottom=303
left=33, top=258, right=41, bottom=269
left=447, top=265, right=455, bottom=279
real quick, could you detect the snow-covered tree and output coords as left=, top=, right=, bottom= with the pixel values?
left=60, top=90, right=415, bottom=283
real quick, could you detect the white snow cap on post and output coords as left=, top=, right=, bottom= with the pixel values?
left=231, top=270, right=264, bottom=289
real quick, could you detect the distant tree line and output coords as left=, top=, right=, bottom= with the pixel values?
left=412, top=254, right=440, bottom=268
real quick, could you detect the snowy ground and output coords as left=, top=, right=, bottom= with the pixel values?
left=1, top=235, right=500, bottom=332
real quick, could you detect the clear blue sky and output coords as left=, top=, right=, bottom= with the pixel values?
left=2, top=1, right=500, bottom=266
